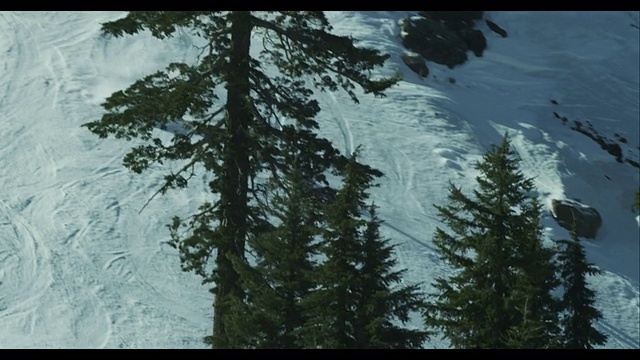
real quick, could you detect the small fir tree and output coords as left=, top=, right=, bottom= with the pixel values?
left=556, top=226, right=607, bottom=349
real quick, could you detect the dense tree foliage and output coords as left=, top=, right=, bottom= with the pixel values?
left=424, top=134, right=561, bottom=348
left=300, top=149, right=429, bottom=348
left=222, top=130, right=327, bottom=348
left=556, top=227, right=607, bottom=348
left=84, top=11, right=398, bottom=347
left=83, top=11, right=611, bottom=349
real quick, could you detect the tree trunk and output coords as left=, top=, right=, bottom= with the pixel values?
left=213, top=11, right=253, bottom=349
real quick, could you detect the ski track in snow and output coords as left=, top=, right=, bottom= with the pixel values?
left=0, top=11, right=637, bottom=348
left=0, top=11, right=210, bottom=348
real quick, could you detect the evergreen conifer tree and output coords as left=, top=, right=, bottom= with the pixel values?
left=300, top=149, right=428, bottom=348
left=83, top=11, right=398, bottom=347
left=504, top=296, right=546, bottom=348
left=354, top=203, right=430, bottom=348
left=556, top=226, right=607, bottom=349
left=424, top=134, right=560, bottom=348
left=298, top=149, right=379, bottom=348
left=223, top=127, right=328, bottom=348
left=505, top=195, right=561, bottom=348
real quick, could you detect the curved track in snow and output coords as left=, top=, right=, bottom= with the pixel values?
left=0, top=12, right=210, bottom=348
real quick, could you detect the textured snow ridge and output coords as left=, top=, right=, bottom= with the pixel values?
left=0, top=11, right=637, bottom=348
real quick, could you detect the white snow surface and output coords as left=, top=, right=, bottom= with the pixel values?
left=0, top=11, right=638, bottom=348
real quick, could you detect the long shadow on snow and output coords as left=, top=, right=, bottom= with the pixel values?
left=360, top=209, right=438, bottom=253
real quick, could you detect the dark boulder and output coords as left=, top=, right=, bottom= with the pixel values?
left=400, top=16, right=468, bottom=69
left=486, top=20, right=508, bottom=37
left=551, top=199, right=602, bottom=239
left=460, top=28, right=487, bottom=57
left=627, top=158, right=640, bottom=169
left=401, top=52, right=429, bottom=77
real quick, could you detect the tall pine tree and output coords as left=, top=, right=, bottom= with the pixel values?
left=556, top=227, right=607, bottom=349
left=223, top=126, right=328, bottom=348
left=83, top=12, right=398, bottom=347
left=424, top=133, right=560, bottom=348
left=300, top=149, right=429, bottom=349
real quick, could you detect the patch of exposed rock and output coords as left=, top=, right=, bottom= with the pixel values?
left=399, top=11, right=506, bottom=75
left=551, top=199, right=602, bottom=239
left=401, top=52, right=429, bottom=78
left=551, top=109, right=637, bottom=168
left=400, top=16, right=469, bottom=69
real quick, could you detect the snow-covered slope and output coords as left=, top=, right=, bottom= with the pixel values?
left=0, top=11, right=638, bottom=348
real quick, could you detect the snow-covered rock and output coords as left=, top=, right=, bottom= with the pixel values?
left=551, top=198, right=603, bottom=239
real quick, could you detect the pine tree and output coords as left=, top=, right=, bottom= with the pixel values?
left=556, top=227, right=607, bottom=349
left=300, top=149, right=428, bottom=348
left=424, top=133, right=560, bottom=348
left=83, top=12, right=398, bottom=347
left=354, top=203, right=430, bottom=348
left=504, top=296, right=546, bottom=348
left=505, top=195, right=561, bottom=348
left=223, top=127, right=328, bottom=348
left=298, top=149, right=378, bottom=348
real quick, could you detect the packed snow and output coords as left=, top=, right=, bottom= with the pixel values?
left=0, top=11, right=638, bottom=348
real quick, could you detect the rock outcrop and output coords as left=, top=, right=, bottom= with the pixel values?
left=400, top=16, right=469, bottom=69
left=552, top=109, right=630, bottom=164
left=462, top=29, right=487, bottom=57
left=401, top=52, right=429, bottom=78
left=486, top=20, right=508, bottom=37
left=551, top=199, right=602, bottom=239
left=399, top=11, right=502, bottom=75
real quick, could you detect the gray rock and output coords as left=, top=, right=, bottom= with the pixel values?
left=401, top=52, right=429, bottom=77
left=551, top=199, right=602, bottom=239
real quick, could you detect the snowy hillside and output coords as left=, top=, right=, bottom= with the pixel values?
left=0, top=11, right=638, bottom=348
